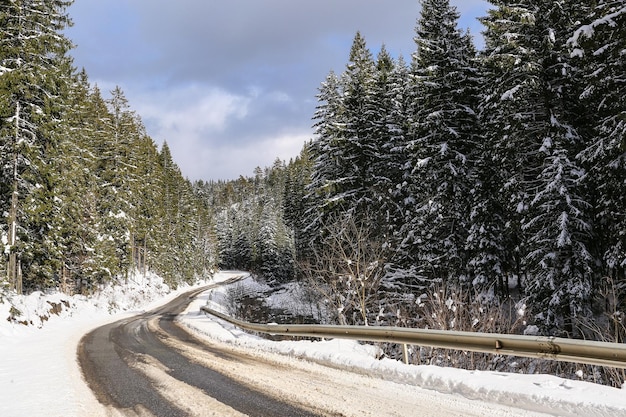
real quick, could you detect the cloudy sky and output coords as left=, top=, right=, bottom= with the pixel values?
left=65, top=1, right=490, bottom=181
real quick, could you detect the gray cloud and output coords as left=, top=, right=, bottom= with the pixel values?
left=66, top=0, right=489, bottom=181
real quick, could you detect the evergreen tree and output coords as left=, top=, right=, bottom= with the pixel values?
left=283, top=144, right=313, bottom=263
left=82, top=86, right=122, bottom=283
left=306, top=70, right=345, bottom=247
left=0, top=0, right=75, bottom=292
left=190, top=181, right=217, bottom=278
left=381, top=54, right=411, bottom=245
left=481, top=0, right=594, bottom=334
left=157, top=141, right=185, bottom=283
left=96, top=86, right=142, bottom=280
left=339, top=32, right=378, bottom=219
left=569, top=1, right=626, bottom=282
left=128, top=133, right=163, bottom=276
left=368, top=47, right=408, bottom=245
left=479, top=0, right=542, bottom=287
left=255, top=197, right=282, bottom=282
left=215, top=206, right=237, bottom=269
left=47, top=70, right=101, bottom=293
left=397, top=0, right=481, bottom=289
left=307, top=32, right=383, bottom=252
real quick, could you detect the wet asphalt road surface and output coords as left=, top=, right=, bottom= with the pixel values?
left=78, top=284, right=322, bottom=417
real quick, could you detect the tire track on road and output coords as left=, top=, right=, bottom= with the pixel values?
left=79, top=285, right=321, bottom=417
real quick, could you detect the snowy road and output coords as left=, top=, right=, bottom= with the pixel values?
left=79, top=286, right=317, bottom=416
left=78, top=284, right=552, bottom=417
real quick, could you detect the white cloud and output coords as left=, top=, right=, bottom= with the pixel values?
left=134, top=85, right=251, bottom=136
left=177, top=131, right=310, bottom=182
left=215, top=131, right=310, bottom=178
left=126, top=84, right=309, bottom=181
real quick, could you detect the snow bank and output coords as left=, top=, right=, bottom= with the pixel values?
left=0, top=271, right=234, bottom=417
left=179, top=278, right=626, bottom=417
left=1, top=272, right=170, bottom=333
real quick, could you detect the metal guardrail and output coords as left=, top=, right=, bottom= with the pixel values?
left=200, top=306, right=626, bottom=369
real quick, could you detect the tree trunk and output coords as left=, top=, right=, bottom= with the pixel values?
left=143, top=238, right=148, bottom=276
left=7, top=102, right=21, bottom=294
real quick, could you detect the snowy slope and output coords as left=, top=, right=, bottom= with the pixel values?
left=0, top=271, right=624, bottom=416
left=0, top=271, right=222, bottom=417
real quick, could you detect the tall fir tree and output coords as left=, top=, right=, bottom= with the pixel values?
left=397, top=0, right=482, bottom=289
left=481, top=0, right=594, bottom=334
left=339, top=32, right=378, bottom=220
left=569, top=1, right=626, bottom=282
left=47, top=70, right=101, bottom=293
left=382, top=54, right=411, bottom=245
left=368, top=47, right=406, bottom=244
left=306, top=70, right=345, bottom=248
left=0, top=0, right=75, bottom=292
left=283, top=144, right=313, bottom=263
left=479, top=0, right=542, bottom=287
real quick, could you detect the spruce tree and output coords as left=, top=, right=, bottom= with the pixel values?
left=368, top=47, right=407, bottom=244
left=95, top=86, right=142, bottom=280
left=283, top=144, right=313, bottom=263
left=382, top=54, right=411, bottom=242
left=570, top=1, right=626, bottom=281
left=157, top=141, right=185, bottom=283
left=339, top=32, right=378, bottom=219
left=0, top=0, right=75, bottom=292
left=47, top=70, right=101, bottom=293
left=215, top=206, right=237, bottom=269
left=479, top=0, right=542, bottom=287
left=306, top=70, right=345, bottom=248
left=83, top=86, right=122, bottom=283
left=307, top=32, right=382, bottom=253
left=398, top=0, right=481, bottom=289
left=481, top=0, right=594, bottom=334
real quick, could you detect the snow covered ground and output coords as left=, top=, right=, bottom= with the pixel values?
left=1, top=271, right=625, bottom=416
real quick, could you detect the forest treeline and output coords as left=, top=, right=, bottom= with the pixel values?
left=220, top=0, right=625, bottom=385
left=1, top=0, right=625, bottom=359
left=305, top=0, right=626, bottom=340
left=1, top=1, right=214, bottom=294
left=215, top=0, right=626, bottom=349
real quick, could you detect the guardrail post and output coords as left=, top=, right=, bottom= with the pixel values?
left=402, top=343, right=409, bottom=365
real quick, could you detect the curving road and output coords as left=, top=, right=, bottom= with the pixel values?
left=79, top=282, right=552, bottom=417
left=78, top=283, right=324, bottom=417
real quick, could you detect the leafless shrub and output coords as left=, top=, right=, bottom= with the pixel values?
left=298, top=211, right=625, bottom=388
left=390, top=279, right=626, bottom=388
left=375, top=283, right=527, bottom=369
left=299, top=212, right=386, bottom=326
left=564, top=275, right=626, bottom=388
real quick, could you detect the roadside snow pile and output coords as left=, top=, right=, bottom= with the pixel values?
left=0, top=272, right=172, bottom=332
left=0, top=271, right=224, bottom=417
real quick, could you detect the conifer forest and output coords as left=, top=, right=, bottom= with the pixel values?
left=1, top=0, right=625, bottom=383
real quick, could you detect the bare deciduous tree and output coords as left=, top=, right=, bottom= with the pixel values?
left=299, top=212, right=386, bottom=325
